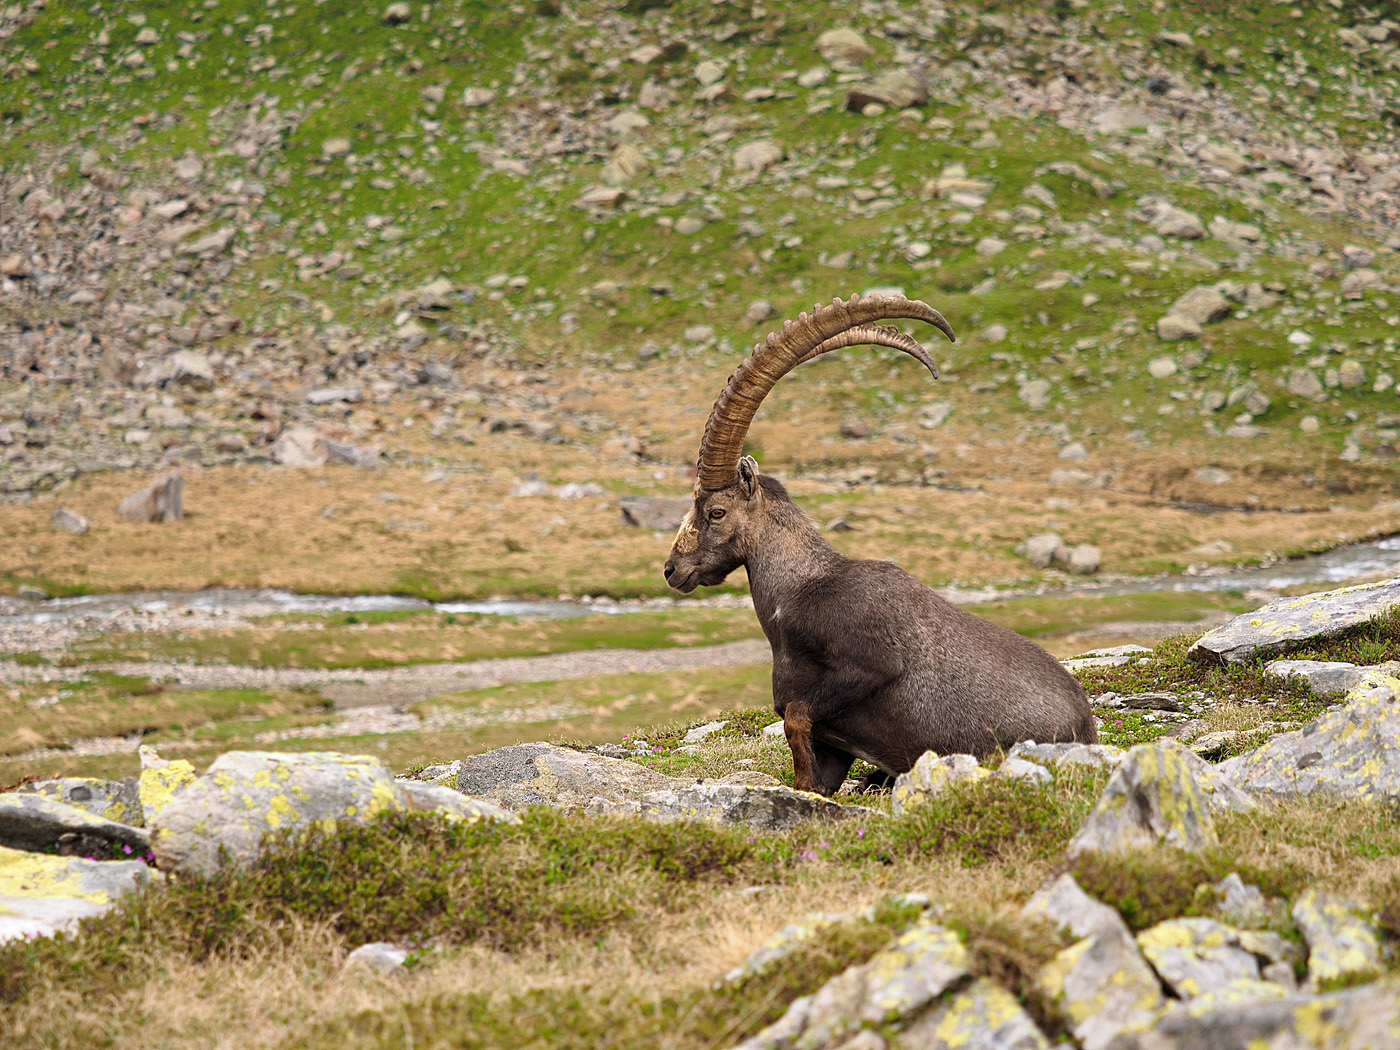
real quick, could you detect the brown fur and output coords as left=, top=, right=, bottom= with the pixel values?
left=664, top=461, right=1097, bottom=795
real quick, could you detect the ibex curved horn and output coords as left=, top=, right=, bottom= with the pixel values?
left=693, top=293, right=955, bottom=492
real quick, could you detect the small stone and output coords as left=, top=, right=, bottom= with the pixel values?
left=1286, top=368, right=1325, bottom=400
left=815, top=27, right=873, bottom=68
left=1154, top=206, right=1207, bottom=239
left=1009, top=741, right=1126, bottom=769
left=974, top=236, right=1006, bottom=256
left=321, top=137, right=352, bottom=157
left=694, top=59, right=726, bottom=86
left=839, top=418, right=871, bottom=439
left=380, top=2, right=411, bottom=24
left=306, top=385, right=362, bottom=405
left=1148, top=357, right=1179, bottom=379
left=1338, top=360, right=1367, bottom=389
left=1156, top=315, right=1202, bottom=342
left=1168, top=286, right=1233, bottom=325
left=980, top=323, right=1008, bottom=344
left=50, top=508, right=90, bottom=535
left=1192, top=467, right=1231, bottom=485
left=916, top=403, right=953, bottom=430
left=899, top=979, right=1051, bottom=1050
left=733, top=139, right=784, bottom=174
left=461, top=87, right=497, bottom=108
left=1136, top=918, right=1261, bottom=1000
left=997, top=756, right=1053, bottom=785
left=1067, top=544, right=1101, bottom=575
left=745, top=300, right=776, bottom=324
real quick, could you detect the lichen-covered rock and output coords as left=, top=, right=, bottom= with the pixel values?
left=16, top=776, right=142, bottom=826
left=150, top=751, right=407, bottom=875
left=1188, top=578, right=1400, bottom=665
left=1136, top=918, right=1261, bottom=999
left=455, top=742, right=676, bottom=810
left=138, top=745, right=198, bottom=823
left=1022, top=873, right=1131, bottom=940
left=732, top=920, right=968, bottom=1050
left=636, top=783, right=873, bottom=831
left=0, top=845, right=154, bottom=943
left=1067, top=742, right=1252, bottom=857
left=1008, top=741, right=1125, bottom=770
left=795, top=921, right=969, bottom=1049
left=395, top=781, right=520, bottom=825
left=1266, top=659, right=1396, bottom=697
left=1216, top=675, right=1400, bottom=801
left=1104, top=978, right=1400, bottom=1050
left=891, top=753, right=988, bottom=817
left=898, top=978, right=1051, bottom=1049
left=1291, top=890, right=1382, bottom=988
left=1037, top=926, right=1164, bottom=1050
left=0, top=794, right=149, bottom=855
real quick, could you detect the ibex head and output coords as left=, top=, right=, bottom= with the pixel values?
left=663, top=293, right=955, bottom=594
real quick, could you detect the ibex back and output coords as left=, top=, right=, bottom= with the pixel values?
left=664, top=294, right=1097, bottom=796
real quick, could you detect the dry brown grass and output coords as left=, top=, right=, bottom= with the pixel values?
left=3, top=451, right=1397, bottom=601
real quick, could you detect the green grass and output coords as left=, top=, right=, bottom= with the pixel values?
left=1283, top=608, right=1400, bottom=666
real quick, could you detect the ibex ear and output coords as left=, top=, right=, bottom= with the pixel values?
left=737, top=455, right=760, bottom=499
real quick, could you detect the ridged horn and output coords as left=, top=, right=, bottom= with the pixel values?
left=693, top=293, right=955, bottom=492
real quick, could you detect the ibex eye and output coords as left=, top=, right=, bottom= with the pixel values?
left=709, top=508, right=726, bottom=521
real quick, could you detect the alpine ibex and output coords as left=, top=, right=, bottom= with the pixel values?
left=663, top=294, right=1097, bottom=795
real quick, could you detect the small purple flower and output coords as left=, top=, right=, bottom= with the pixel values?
left=857, top=828, right=865, bottom=839
left=122, top=844, right=133, bottom=854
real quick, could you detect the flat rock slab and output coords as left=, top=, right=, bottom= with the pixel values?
left=1105, top=978, right=1400, bottom=1050
left=1067, top=741, right=1253, bottom=857
left=0, top=794, right=150, bottom=855
left=1217, top=675, right=1400, bottom=800
left=1188, top=578, right=1400, bottom=665
left=455, top=742, right=677, bottom=810
left=16, top=777, right=142, bottom=825
left=0, top=845, right=154, bottom=943
left=633, top=783, right=873, bottom=831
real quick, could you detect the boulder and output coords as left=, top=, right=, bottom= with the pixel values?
left=1067, top=741, right=1252, bottom=857
left=632, top=783, right=870, bottom=830
left=1105, top=979, right=1400, bottom=1050
left=845, top=70, right=927, bottom=111
left=891, top=752, right=989, bottom=816
left=117, top=472, right=183, bottom=522
left=735, top=920, right=968, bottom=1050
left=1037, top=925, right=1165, bottom=1050
left=0, top=794, right=149, bottom=855
left=151, top=751, right=515, bottom=876
left=815, top=27, right=873, bottom=68
left=455, top=742, right=676, bottom=810
left=1216, top=675, right=1400, bottom=800
left=1167, top=286, right=1233, bottom=326
left=0, top=845, right=154, bottom=944
left=1025, top=532, right=1068, bottom=569
left=1188, top=578, right=1400, bottom=665
left=1265, top=659, right=1393, bottom=696
left=50, top=508, right=90, bottom=535
left=899, top=978, right=1051, bottom=1049
left=1023, top=873, right=1131, bottom=940
left=17, top=777, right=142, bottom=825
left=138, top=746, right=198, bottom=823
left=1068, top=544, right=1102, bottom=575
left=618, top=496, right=691, bottom=531
left=1136, top=918, right=1262, bottom=1000
left=1291, top=890, right=1382, bottom=988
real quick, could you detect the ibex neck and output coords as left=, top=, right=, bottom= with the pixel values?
left=745, top=503, right=843, bottom=625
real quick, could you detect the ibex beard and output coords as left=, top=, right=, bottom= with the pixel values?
left=664, top=293, right=1098, bottom=796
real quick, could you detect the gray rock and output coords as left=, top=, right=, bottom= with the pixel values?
left=1265, top=659, right=1391, bottom=696
left=634, top=783, right=872, bottom=831
left=845, top=70, right=927, bottom=111
left=1068, top=741, right=1252, bottom=857
left=16, top=777, right=142, bottom=825
left=117, top=472, right=183, bottom=522
left=150, top=751, right=513, bottom=876
left=50, top=507, right=90, bottom=534
left=1291, top=890, right=1382, bottom=988
left=306, top=385, right=361, bottom=405
left=916, top=402, right=953, bottom=429
left=381, top=2, right=411, bottom=23
left=891, top=752, right=988, bottom=816
left=455, top=742, right=677, bottom=811
left=344, top=941, right=408, bottom=972
left=1009, top=741, right=1126, bottom=769
left=180, top=228, right=236, bottom=257
left=1190, top=579, right=1400, bottom=665
left=1214, top=873, right=1269, bottom=926
left=1067, top=544, right=1101, bottom=575
left=733, top=140, right=784, bottom=174
left=1168, top=286, right=1233, bottom=326
left=1286, top=368, right=1325, bottom=400
left=1148, top=356, right=1179, bottom=379
left=746, top=300, right=776, bottom=324
left=395, top=781, right=518, bottom=824
left=618, top=496, right=691, bottom=531
left=139, top=350, right=215, bottom=390
left=1192, top=467, right=1232, bottom=485
left=1023, top=873, right=1131, bottom=940
left=815, top=27, right=873, bottom=68
left=0, top=845, right=155, bottom=944
left=1024, top=532, right=1067, bottom=569
left=683, top=721, right=729, bottom=745
left=1153, top=206, right=1207, bottom=239
left=899, top=978, right=1051, bottom=1049
left=1136, top=919, right=1262, bottom=1000
left=0, top=794, right=149, bottom=855
left=1155, top=315, right=1201, bottom=342
left=272, top=426, right=377, bottom=469
left=997, top=756, right=1054, bottom=785
left=1037, top=925, right=1165, bottom=1050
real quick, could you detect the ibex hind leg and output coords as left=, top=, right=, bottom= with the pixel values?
left=854, top=768, right=896, bottom=793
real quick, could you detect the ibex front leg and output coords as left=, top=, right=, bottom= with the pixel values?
left=783, top=700, right=820, bottom=794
